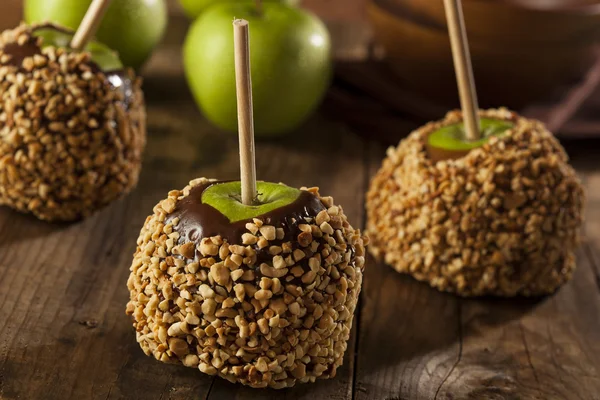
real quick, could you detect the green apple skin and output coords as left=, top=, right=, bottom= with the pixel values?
left=183, top=2, right=332, bottom=136
left=428, top=118, right=514, bottom=151
left=33, top=27, right=123, bottom=71
left=202, top=181, right=300, bottom=222
left=24, top=0, right=167, bottom=69
left=179, top=0, right=300, bottom=19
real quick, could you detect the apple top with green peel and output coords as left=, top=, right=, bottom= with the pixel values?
left=2, top=24, right=123, bottom=71
left=426, top=118, right=515, bottom=162
left=1, top=24, right=133, bottom=105
left=202, top=181, right=302, bottom=223
left=33, top=26, right=123, bottom=71
left=167, top=181, right=326, bottom=246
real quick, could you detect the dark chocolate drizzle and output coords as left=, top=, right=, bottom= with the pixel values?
left=169, top=181, right=326, bottom=246
left=0, top=24, right=133, bottom=106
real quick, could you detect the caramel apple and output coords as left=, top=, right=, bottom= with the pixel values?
left=0, top=24, right=145, bottom=221
left=367, top=109, right=584, bottom=296
left=126, top=178, right=367, bottom=388
left=126, top=19, right=367, bottom=389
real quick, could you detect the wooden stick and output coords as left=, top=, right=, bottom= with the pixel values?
left=233, top=19, right=257, bottom=206
left=70, top=0, right=112, bottom=50
left=443, top=0, right=480, bottom=141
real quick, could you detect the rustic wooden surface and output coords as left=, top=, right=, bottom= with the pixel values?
left=1, top=1, right=600, bottom=399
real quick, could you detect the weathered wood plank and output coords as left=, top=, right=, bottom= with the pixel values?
left=584, top=204, right=600, bottom=287
left=354, top=260, right=462, bottom=400
left=566, top=138, right=600, bottom=284
left=354, top=142, right=462, bottom=400
left=434, top=249, right=600, bottom=399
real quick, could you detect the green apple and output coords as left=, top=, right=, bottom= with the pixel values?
left=24, top=0, right=167, bottom=69
left=427, top=118, right=513, bottom=161
left=183, top=1, right=332, bottom=136
left=203, top=181, right=300, bottom=222
left=179, top=0, right=300, bottom=20
left=33, top=26, right=123, bottom=71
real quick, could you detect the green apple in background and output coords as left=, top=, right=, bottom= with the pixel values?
left=183, top=1, right=332, bottom=136
left=179, top=0, right=300, bottom=19
left=24, top=0, right=167, bottom=69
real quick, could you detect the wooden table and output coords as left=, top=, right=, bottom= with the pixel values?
left=1, top=2, right=600, bottom=399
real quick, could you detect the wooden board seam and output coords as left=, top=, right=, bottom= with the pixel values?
left=583, top=243, right=600, bottom=293
left=203, top=376, right=216, bottom=399
left=351, top=137, right=372, bottom=400
left=433, top=301, right=463, bottom=400
left=518, top=321, right=543, bottom=398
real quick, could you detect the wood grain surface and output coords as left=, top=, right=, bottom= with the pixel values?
left=1, top=1, right=600, bottom=399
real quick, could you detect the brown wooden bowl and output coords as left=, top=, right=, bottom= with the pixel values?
left=367, top=0, right=598, bottom=108
left=399, top=0, right=600, bottom=46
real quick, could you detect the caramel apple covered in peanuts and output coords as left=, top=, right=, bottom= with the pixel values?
left=366, top=2, right=584, bottom=297
left=126, top=179, right=367, bottom=388
left=366, top=109, right=584, bottom=296
left=0, top=22, right=145, bottom=221
left=126, top=20, right=367, bottom=389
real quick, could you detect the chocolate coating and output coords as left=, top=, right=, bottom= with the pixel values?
left=1, top=40, right=38, bottom=66
left=168, top=181, right=333, bottom=288
left=169, top=181, right=327, bottom=246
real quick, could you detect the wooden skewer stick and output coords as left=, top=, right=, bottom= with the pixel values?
left=71, top=0, right=112, bottom=50
left=233, top=19, right=257, bottom=206
left=443, top=0, right=480, bottom=141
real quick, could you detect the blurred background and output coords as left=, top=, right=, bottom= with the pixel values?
left=2, top=0, right=599, bottom=144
